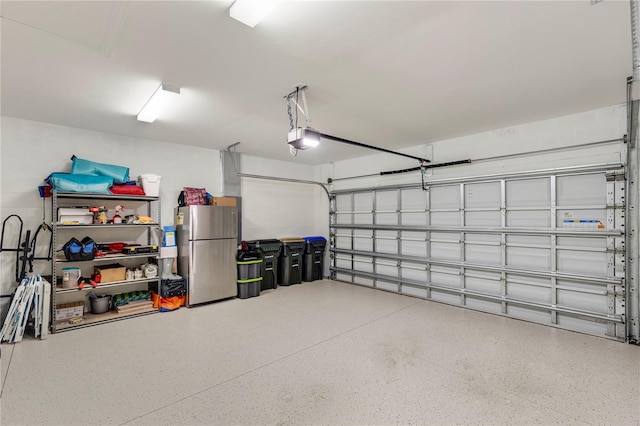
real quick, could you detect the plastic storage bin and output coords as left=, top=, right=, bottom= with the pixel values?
left=237, top=249, right=262, bottom=299
left=303, top=236, right=327, bottom=282
left=247, top=239, right=282, bottom=291
left=138, top=174, right=161, bottom=197
left=278, top=238, right=305, bottom=286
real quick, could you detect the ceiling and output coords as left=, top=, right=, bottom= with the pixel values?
left=0, top=0, right=632, bottom=165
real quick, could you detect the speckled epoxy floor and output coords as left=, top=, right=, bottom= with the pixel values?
left=1, top=280, right=639, bottom=425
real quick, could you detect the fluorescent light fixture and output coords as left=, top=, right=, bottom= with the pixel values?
left=288, top=127, right=321, bottom=150
left=229, top=0, right=277, bottom=28
left=136, top=83, right=180, bottom=123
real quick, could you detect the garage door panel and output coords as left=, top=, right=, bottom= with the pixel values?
left=353, top=256, right=373, bottom=273
left=557, top=209, right=605, bottom=228
left=431, top=212, right=460, bottom=226
left=335, top=236, right=351, bottom=249
left=430, top=186, right=459, bottom=209
left=465, top=182, right=501, bottom=208
left=556, top=314, right=608, bottom=336
left=401, top=285, right=428, bottom=298
left=507, top=235, right=550, bottom=246
left=354, top=237, right=373, bottom=252
left=335, top=258, right=352, bottom=269
left=401, top=189, right=427, bottom=210
left=556, top=279, right=605, bottom=296
left=401, top=266, right=427, bottom=281
left=377, top=280, right=398, bottom=292
left=556, top=236, right=606, bottom=249
left=354, top=276, right=374, bottom=287
left=401, top=240, right=426, bottom=257
left=376, top=262, right=399, bottom=278
left=376, top=213, right=398, bottom=225
left=373, top=238, right=396, bottom=254
left=431, top=232, right=459, bottom=241
left=506, top=210, right=550, bottom=227
left=557, top=250, right=607, bottom=276
left=354, top=213, right=373, bottom=224
left=354, top=193, right=373, bottom=211
left=466, top=233, right=501, bottom=244
left=335, top=194, right=352, bottom=211
left=557, top=289, right=606, bottom=313
left=507, top=305, right=551, bottom=324
left=466, top=211, right=501, bottom=227
left=375, top=191, right=397, bottom=211
left=465, top=244, right=501, bottom=264
left=507, top=281, right=550, bottom=304
left=401, top=212, right=426, bottom=226
left=432, top=242, right=461, bottom=260
left=431, top=269, right=460, bottom=287
left=466, top=298, right=502, bottom=314
left=465, top=275, right=502, bottom=295
left=507, top=247, right=550, bottom=269
left=430, top=290, right=460, bottom=304
left=557, top=174, right=605, bottom=205
left=506, top=178, right=550, bottom=207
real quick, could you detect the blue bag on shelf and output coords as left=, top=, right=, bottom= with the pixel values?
left=48, top=173, right=113, bottom=194
left=70, top=156, right=129, bottom=184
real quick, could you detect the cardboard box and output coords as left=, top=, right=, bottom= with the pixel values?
left=94, top=263, right=126, bottom=283
left=210, top=196, right=237, bottom=207
left=55, top=301, right=84, bottom=321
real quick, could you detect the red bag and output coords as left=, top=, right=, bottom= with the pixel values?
left=180, top=187, right=207, bottom=205
left=110, top=184, right=146, bottom=196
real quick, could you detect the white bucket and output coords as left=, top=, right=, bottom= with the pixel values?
left=139, top=174, right=161, bottom=197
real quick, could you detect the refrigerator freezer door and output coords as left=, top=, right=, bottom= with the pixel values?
left=187, top=239, right=237, bottom=306
left=183, top=205, right=237, bottom=240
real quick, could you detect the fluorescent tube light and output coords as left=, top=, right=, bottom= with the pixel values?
left=288, top=128, right=321, bottom=150
left=136, top=84, right=180, bottom=123
left=229, top=0, right=277, bottom=28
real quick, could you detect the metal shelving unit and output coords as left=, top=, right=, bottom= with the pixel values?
left=51, top=191, right=161, bottom=333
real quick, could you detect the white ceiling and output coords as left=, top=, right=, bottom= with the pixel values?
left=0, top=0, right=632, bottom=165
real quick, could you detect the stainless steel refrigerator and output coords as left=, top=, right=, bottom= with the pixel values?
left=176, top=205, right=238, bottom=306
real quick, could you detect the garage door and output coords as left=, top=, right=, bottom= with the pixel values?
left=330, top=165, right=626, bottom=340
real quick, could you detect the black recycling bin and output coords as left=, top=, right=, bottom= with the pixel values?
left=237, top=249, right=262, bottom=299
left=247, top=239, right=282, bottom=291
left=303, top=236, right=327, bottom=282
left=278, top=238, right=305, bottom=286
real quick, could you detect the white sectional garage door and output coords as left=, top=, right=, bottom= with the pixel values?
left=330, top=165, right=626, bottom=340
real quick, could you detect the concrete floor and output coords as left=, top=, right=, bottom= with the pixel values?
left=1, top=280, right=639, bottom=425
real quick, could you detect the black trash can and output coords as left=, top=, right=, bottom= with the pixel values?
left=278, top=238, right=305, bottom=286
left=247, top=239, right=282, bottom=291
left=237, top=249, right=262, bottom=299
left=303, top=236, right=327, bottom=282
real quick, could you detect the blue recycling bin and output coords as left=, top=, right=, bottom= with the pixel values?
left=303, top=236, right=326, bottom=282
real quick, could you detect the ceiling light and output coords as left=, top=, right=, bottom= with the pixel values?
left=229, top=0, right=277, bottom=28
left=136, top=84, right=180, bottom=123
left=288, top=127, right=321, bottom=150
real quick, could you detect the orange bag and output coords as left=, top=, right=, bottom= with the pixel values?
left=151, top=291, right=185, bottom=311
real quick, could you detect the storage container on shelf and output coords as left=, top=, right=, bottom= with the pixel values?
left=138, top=174, right=161, bottom=197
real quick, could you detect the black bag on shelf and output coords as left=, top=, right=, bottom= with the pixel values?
left=62, top=236, right=96, bottom=261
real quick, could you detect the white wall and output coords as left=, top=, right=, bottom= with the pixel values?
left=328, top=104, right=627, bottom=190
left=239, top=154, right=328, bottom=241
